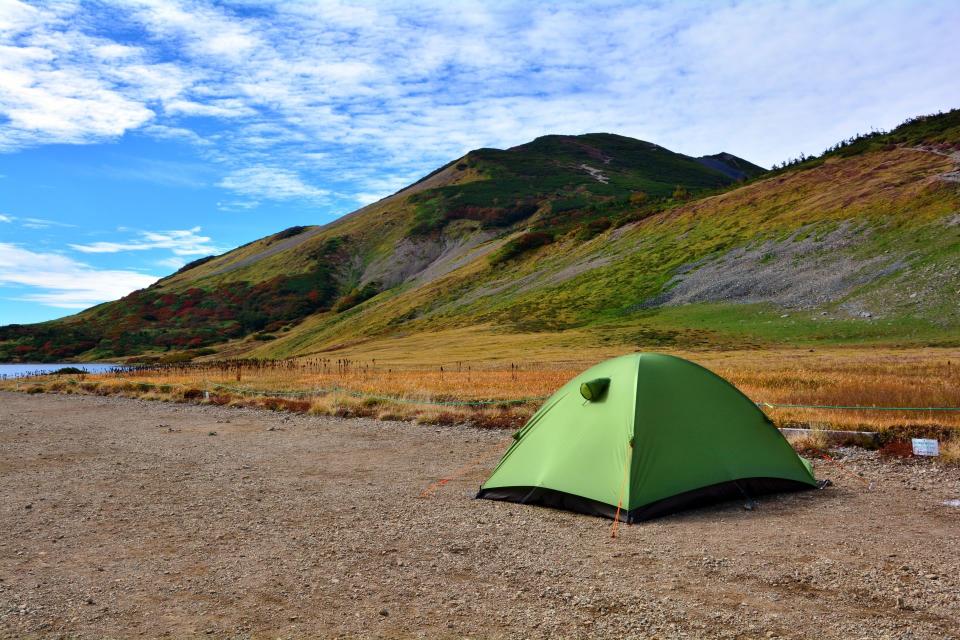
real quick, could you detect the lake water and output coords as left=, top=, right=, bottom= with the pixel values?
left=0, top=363, right=123, bottom=379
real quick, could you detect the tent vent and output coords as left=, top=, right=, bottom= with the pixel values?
left=580, top=378, right=610, bottom=401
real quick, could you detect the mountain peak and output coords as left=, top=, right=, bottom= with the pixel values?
left=696, top=152, right=766, bottom=181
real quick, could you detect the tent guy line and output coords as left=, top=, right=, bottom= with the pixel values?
left=758, top=402, right=960, bottom=411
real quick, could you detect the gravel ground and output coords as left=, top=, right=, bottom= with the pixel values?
left=1, top=391, right=959, bottom=639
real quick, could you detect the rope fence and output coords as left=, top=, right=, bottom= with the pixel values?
left=757, top=402, right=960, bottom=412
left=210, top=383, right=960, bottom=413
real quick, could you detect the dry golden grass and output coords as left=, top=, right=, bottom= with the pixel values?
left=118, top=365, right=575, bottom=402
left=5, top=347, right=959, bottom=453
left=942, top=438, right=960, bottom=464
left=700, top=348, right=960, bottom=433
left=783, top=425, right=831, bottom=456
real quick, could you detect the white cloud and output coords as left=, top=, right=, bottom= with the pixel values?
left=0, top=242, right=158, bottom=309
left=0, top=0, right=958, bottom=190
left=129, top=0, right=262, bottom=61
left=19, top=217, right=76, bottom=229
left=0, top=214, right=12, bottom=223
left=164, top=98, right=256, bottom=118
left=0, top=1, right=195, bottom=151
left=218, top=166, right=328, bottom=200
left=216, top=199, right=259, bottom=211
left=140, top=123, right=210, bottom=146
left=345, top=169, right=430, bottom=205
left=69, top=226, right=221, bottom=256
left=352, top=192, right=385, bottom=206
left=156, top=256, right=186, bottom=270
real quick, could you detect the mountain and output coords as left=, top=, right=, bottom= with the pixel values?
left=696, top=152, right=766, bottom=181
left=2, top=111, right=959, bottom=363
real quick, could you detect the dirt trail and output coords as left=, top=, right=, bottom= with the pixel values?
left=1, top=392, right=958, bottom=639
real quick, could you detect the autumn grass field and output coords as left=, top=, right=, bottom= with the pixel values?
left=5, top=346, right=959, bottom=461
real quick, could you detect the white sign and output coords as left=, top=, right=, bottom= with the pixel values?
left=912, top=438, right=940, bottom=457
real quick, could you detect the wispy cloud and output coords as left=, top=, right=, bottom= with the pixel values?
left=0, top=213, right=79, bottom=229
left=0, top=1, right=175, bottom=151
left=0, top=0, right=958, bottom=200
left=20, top=217, right=76, bottom=229
left=0, top=243, right=158, bottom=309
left=216, top=199, right=259, bottom=211
left=218, top=166, right=329, bottom=200
left=90, top=157, right=213, bottom=189
left=69, top=226, right=221, bottom=256
left=156, top=256, right=187, bottom=270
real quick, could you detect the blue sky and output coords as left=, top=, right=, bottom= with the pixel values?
left=1, top=0, right=958, bottom=324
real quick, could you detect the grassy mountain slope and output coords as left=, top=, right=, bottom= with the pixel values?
left=257, top=144, right=959, bottom=360
left=247, top=111, right=960, bottom=359
left=2, top=111, right=959, bottom=363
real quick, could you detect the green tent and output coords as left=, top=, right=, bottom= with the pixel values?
left=477, top=353, right=817, bottom=521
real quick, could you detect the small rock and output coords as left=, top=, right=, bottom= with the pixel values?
left=24, top=503, right=32, bottom=510
left=379, top=608, right=389, bottom=617
left=85, top=597, right=95, bottom=605
left=208, top=431, right=217, bottom=436
left=896, top=596, right=907, bottom=609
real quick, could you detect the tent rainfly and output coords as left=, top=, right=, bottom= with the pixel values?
left=477, top=353, right=818, bottom=521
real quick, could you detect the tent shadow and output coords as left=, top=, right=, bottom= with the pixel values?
left=632, top=483, right=837, bottom=526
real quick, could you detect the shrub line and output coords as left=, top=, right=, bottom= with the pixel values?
left=210, top=382, right=548, bottom=407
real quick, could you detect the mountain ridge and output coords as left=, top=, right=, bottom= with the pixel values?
left=2, top=111, right=959, bottom=363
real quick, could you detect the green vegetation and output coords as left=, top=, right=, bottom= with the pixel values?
left=271, top=226, right=309, bottom=241
left=0, top=236, right=347, bottom=361
left=173, top=255, right=217, bottom=275
left=490, top=232, right=555, bottom=265
left=52, top=366, right=86, bottom=375
left=405, top=132, right=741, bottom=236
left=771, top=108, right=960, bottom=171
left=332, top=282, right=382, bottom=312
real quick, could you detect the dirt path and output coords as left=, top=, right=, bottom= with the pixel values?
left=1, top=392, right=958, bottom=639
